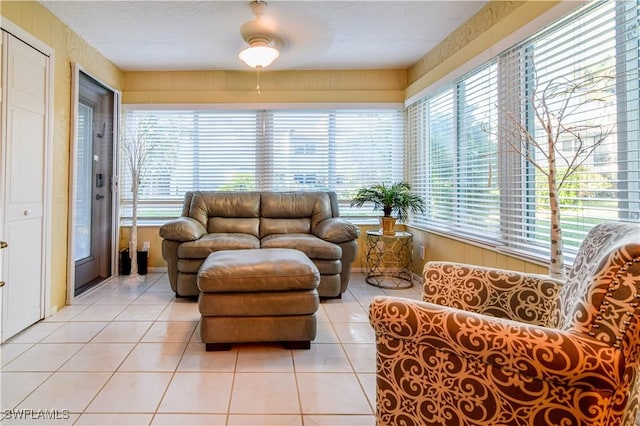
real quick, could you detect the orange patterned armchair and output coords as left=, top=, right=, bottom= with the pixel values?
left=369, top=222, right=640, bottom=425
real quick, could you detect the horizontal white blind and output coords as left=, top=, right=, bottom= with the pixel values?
left=407, top=0, right=640, bottom=258
left=270, top=110, right=405, bottom=208
left=121, top=109, right=404, bottom=220
left=456, top=63, right=499, bottom=236
left=409, top=62, right=499, bottom=239
left=427, top=89, right=456, bottom=225
left=121, top=111, right=257, bottom=220
left=500, top=0, right=640, bottom=256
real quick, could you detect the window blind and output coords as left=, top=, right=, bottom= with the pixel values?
left=409, top=62, right=499, bottom=240
left=121, top=108, right=404, bottom=221
left=407, top=0, right=640, bottom=259
left=499, top=0, right=639, bottom=256
left=426, top=89, right=456, bottom=226
left=121, top=110, right=258, bottom=220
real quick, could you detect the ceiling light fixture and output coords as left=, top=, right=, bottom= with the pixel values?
left=239, top=0, right=283, bottom=94
left=239, top=1, right=281, bottom=69
left=239, top=43, right=279, bottom=69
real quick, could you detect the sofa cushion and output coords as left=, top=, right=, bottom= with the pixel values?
left=189, top=191, right=260, bottom=233
left=261, top=234, right=342, bottom=260
left=261, top=218, right=311, bottom=236
left=208, top=217, right=259, bottom=236
left=198, top=248, right=320, bottom=292
left=178, top=233, right=260, bottom=259
left=260, top=192, right=332, bottom=237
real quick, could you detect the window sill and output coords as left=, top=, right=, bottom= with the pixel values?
left=120, top=220, right=169, bottom=228
left=120, top=216, right=382, bottom=228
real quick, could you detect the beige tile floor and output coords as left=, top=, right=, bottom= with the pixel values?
left=1, top=272, right=421, bottom=426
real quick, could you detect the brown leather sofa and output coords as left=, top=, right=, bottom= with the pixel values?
left=160, top=191, right=359, bottom=297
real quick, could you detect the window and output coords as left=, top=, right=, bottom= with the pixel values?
left=407, top=0, right=640, bottom=259
left=121, top=108, right=404, bottom=221
left=408, top=62, right=499, bottom=238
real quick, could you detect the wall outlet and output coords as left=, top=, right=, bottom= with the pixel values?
left=419, top=245, right=425, bottom=260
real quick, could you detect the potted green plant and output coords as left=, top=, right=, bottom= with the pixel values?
left=351, top=181, right=426, bottom=234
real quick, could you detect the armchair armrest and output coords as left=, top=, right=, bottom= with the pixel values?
left=159, top=217, right=206, bottom=242
left=369, top=296, right=622, bottom=390
left=313, top=218, right=359, bottom=244
left=423, top=261, right=563, bottom=327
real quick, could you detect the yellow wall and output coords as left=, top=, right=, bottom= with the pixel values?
left=408, top=227, right=548, bottom=276
left=408, top=1, right=525, bottom=86
left=1, top=1, right=124, bottom=310
left=123, top=69, right=407, bottom=104
left=351, top=224, right=548, bottom=278
left=119, top=226, right=164, bottom=271
left=406, top=1, right=561, bottom=99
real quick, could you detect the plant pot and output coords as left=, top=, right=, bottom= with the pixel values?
left=119, top=248, right=148, bottom=275
left=380, top=216, right=397, bottom=235
left=119, top=248, right=131, bottom=275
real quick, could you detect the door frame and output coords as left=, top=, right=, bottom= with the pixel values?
left=67, top=64, right=121, bottom=304
left=0, top=18, right=55, bottom=325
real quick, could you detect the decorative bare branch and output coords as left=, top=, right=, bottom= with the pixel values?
left=122, top=115, right=157, bottom=277
left=485, top=72, right=615, bottom=280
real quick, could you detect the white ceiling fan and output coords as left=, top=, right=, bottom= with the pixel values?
left=238, top=0, right=285, bottom=69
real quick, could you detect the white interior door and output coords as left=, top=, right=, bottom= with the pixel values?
left=1, top=31, right=49, bottom=341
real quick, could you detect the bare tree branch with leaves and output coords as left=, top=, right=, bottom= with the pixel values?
left=488, top=73, right=614, bottom=280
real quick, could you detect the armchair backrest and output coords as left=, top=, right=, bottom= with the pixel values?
left=558, top=222, right=640, bottom=353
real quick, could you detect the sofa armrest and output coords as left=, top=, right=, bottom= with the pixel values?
left=423, top=261, right=563, bottom=327
left=369, top=296, right=621, bottom=390
left=313, top=218, right=359, bottom=244
left=159, top=217, right=206, bottom=242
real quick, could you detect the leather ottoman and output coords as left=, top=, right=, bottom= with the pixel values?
left=197, top=248, right=320, bottom=351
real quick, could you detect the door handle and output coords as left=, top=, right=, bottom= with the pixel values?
left=1, top=242, right=6, bottom=285
left=95, top=194, right=104, bottom=200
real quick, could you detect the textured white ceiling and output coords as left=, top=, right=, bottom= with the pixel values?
left=39, top=0, right=487, bottom=72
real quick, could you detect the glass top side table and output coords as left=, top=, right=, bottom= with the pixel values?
left=364, top=230, right=414, bottom=289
